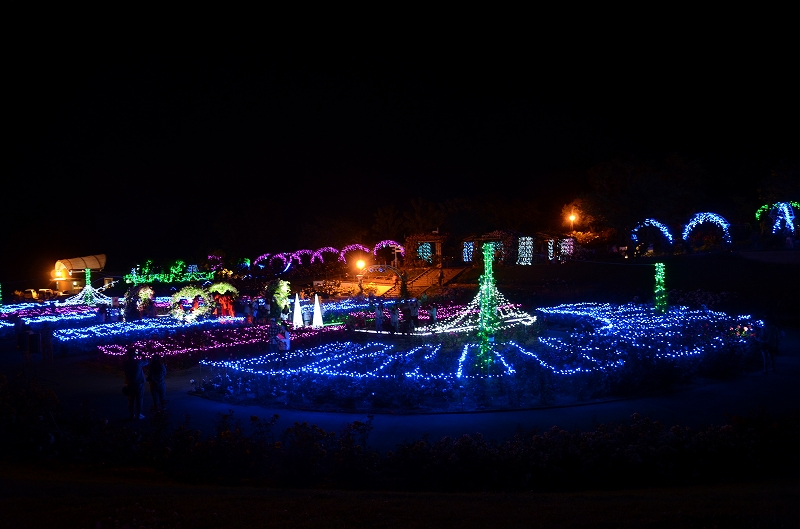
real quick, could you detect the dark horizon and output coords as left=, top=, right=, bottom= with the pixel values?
left=4, top=37, right=798, bottom=287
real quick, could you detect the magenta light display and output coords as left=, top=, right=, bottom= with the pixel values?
left=373, top=240, right=405, bottom=256
left=253, top=253, right=271, bottom=267
left=339, top=244, right=371, bottom=263
left=291, top=249, right=314, bottom=265
left=97, top=323, right=345, bottom=359
left=311, top=247, right=340, bottom=264
left=254, top=243, right=406, bottom=269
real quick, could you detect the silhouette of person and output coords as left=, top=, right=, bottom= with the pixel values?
left=375, top=303, right=384, bottom=333
left=147, top=354, right=167, bottom=412
left=756, top=315, right=781, bottom=374
left=123, top=350, right=149, bottom=420
left=267, top=317, right=281, bottom=356
left=390, top=306, right=400, bottom=335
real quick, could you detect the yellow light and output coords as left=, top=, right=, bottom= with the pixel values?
left=569, top=215, right=576, bottom=222
left=356, top=260, right=365, bottom=270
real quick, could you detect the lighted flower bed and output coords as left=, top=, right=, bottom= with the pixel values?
left=55, top=316, right=247, bottom=355
left=192, top=301, right=761, bottom=413
left=0, top=302, right=101, bottom=338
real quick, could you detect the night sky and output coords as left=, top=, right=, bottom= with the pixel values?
left=4, top=33, right=797, bottom=287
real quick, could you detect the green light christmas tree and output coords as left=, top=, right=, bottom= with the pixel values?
left=654, top=262, right=668, bottom=314
left=477, top=242, right=500, bottom=372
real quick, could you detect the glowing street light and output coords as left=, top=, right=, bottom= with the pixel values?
left=356, top=260, right=366, bottom=295
left=569, top=213, right=576, bottom=233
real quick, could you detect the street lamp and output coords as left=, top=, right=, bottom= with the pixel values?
left=569, top=214, right=576, bottom=233
left=356, top=260, right=365, bottom=296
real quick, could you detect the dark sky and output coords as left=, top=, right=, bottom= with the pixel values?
left=4, top=33, right=798, bottom=287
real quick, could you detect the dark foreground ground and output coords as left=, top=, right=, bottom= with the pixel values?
left=2, top=251, right=799, bottom=528
left=2, top=463, right=798, bottom=528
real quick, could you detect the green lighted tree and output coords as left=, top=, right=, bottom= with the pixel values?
left=264, top=279, right=292, bottom=318
left=477, top=242, right=500, bottom=372
left=82, top=269, right=94, bottom=305
left=654, top=262, right=668, bottom=314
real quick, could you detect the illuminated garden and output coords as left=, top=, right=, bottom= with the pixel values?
left=1, top=233, right=767, bottom=414
left=1, top=203, right=793, bottom=414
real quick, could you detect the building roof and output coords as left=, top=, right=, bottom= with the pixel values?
left=54, top=254, right=107, bottom=273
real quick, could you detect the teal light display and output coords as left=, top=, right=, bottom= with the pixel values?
left=477, top=242, right=500, bottom=372
left=654, top=263, right=667, bottom=314
left=417, top=242, right=433, bottom=263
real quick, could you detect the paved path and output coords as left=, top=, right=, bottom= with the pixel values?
left=2, top=328, right=799, bottom=454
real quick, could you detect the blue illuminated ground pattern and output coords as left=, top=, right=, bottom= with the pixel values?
left=202, top=302, right=756, bottom=382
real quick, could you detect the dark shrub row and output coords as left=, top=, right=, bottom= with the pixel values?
left=2, top=371, right=798, bottom=492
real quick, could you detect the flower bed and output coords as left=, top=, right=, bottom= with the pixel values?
left=192, top=303, right=762, bottom=414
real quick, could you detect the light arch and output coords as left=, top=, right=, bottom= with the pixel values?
left=682, top=212, right=732, bottom=244
left=631, top=218, right=674, bottom=245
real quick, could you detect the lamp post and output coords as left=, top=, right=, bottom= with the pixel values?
left=569, top=214, right=576, bottom=233
left=356, top=260, right=365, bottom=296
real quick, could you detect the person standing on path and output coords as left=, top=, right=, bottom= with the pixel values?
left=390, top=306, right=400, bottom=335
left=123, top=350, right=149, bottom=420
left=755, top=315, right=781, bottom=374
left=277, top=322, right=291, bottom=367
left=147, top=354, right=167, bottom=412
left=267, top=317, right=281, bottom=356
left=409, top=298, right=419, bottom=333
left=375, top=302, right=384, bottom=333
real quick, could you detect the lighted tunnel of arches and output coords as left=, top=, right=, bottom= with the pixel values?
left=252, top=240, right=406, bottom=272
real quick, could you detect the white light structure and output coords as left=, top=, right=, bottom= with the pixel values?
left=60, top=270, right=115, bottom=306
left=293, top=293, right=303, bottom=328
left=312, top=294, right=324, bottom=328
left=516, top=236, right=533, bottom=265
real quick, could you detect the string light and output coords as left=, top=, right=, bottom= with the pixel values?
left=339, top=244, right=371, bottom=263
left=682, top=212, right=732, bottom=244
left=477, top=243, right=499, bottom=371
left=417, top=242, right=433, bottom=263
left=201, top=302, right=756, bottom=384
left=654, top=263, right=667, bottom=314
left=170, top=285, right=214, bottom=322
left=559, top=238, right=574, bottom=261
left=56, top=316, right=244, bottom=346
left=516, top=236, right=533, bottom=265
left=631, top=218, right=674, bottom=244
left=463, top=241, right=474, bottom=263
left=124, top=259, right=214, bottom=285
left=756, top=201, right=799, bottom=233
left=311, top=247, right=339, bottom=264
left=373, top=240, right=405, bottom=257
